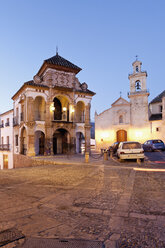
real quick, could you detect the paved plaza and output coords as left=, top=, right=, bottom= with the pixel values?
left=0, top=156, right=165, bottom=247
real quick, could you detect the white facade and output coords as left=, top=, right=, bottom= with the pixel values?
left=0, top=109, right=14, bottom=169
left=95, top=60, right=165, bottom=150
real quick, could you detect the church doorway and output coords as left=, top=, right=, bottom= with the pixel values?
left=53, top=128, right=70, bottom=154
left=116, top=130, right=127, bottom=142
left=35, top=131, right=45, bottom=155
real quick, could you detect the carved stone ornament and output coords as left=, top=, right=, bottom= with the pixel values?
left=81, top=82, right=88, bottom=91
left=26, top=121, right=35, bottom=128
left=33, top=75, right=41, bottom=84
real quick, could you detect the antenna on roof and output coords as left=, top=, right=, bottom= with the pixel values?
left=56, top=46, right=58, bottom=55
left=120, top=91, right=122, bottom=97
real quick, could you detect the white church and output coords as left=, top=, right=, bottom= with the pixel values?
left=95, top=59, right=165, bottom=150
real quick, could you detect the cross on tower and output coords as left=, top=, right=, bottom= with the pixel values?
left=135, top=55, right=138, bottom=61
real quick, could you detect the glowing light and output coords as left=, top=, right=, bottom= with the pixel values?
left=71, top=108, right=75, bottom=113
left=134, top=168, right=165, bottom=172
left=135, top=131, right=143, bottom=138
left=63, top=107, right=67, bottom=111
left=50, top=104, right=55, bottom=112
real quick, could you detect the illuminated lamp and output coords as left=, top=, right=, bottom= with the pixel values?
left=63, top=107, right=67, bottom=111
left=50, top=105, right=55, bottom=112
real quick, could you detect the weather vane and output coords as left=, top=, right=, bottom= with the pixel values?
left=56, top=46, right=58, bottom=55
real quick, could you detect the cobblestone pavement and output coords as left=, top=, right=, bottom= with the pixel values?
left=0, top=159, right=165, bottom=247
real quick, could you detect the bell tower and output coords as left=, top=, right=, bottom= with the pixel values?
left=128, top=59, right=149, bottom=126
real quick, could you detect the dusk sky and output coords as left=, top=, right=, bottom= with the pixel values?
left=0, top=0, right=165, bottom=120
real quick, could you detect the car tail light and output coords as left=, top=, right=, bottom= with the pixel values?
left=140, top=151, right=144, bottom=153
left=120, top=152, right=125, bottom=154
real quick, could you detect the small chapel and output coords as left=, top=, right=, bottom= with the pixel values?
left=95, top=59, right=165, bottom=150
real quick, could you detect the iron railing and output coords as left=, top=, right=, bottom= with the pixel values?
left=20, top=112, right=24, bottom=121
left=0, top=144, right=10, bottom=151
left=34, top=111, right=45, bottom=121
left=128, top=89, right=149, bottom=96
left=13, top=117, right=19, bottom=126
left=5, top=122, right=10, bottom=127
left=75, top=115, right=85, bottom=123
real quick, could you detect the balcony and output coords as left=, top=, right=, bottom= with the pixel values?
left=13, top=117, right=19, bottom=126
left=5, top=122, right=10, bottom=127
left=34, top=111, right=45, bottom=121
left=0, top=124, right=4, bottom=128
left=75, top=115, right=85, bottom=123
left=128, top=89, right=149, bottom=96
left=0, top=144, right=10, bottom=151
left=20, top=112, right=24, bottom=122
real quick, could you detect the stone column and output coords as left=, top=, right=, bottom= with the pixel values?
left=85, top=103, right=91, bottom=153
left=26, top=97, right=35, bottom=156
left=27, top=97, right=34, bottom=122
left=27, top=134, right=35, bottom=156
left=162, top=96, right=165, bottom=120
left=44, top=99, right=54, bottom=155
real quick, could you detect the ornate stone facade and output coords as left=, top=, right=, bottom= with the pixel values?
left=12, top=53, right=95, bottom=156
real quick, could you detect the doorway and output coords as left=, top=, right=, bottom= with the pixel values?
left=35, top=131, right=45, bottom=155
left=53, top=129, right=70, bottom=154
left=116, top=130, right=127, bottom=142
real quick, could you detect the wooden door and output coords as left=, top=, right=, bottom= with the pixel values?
left=117, top=130, right=127, bottom=142
left=3, top=154, right=8, bottom=169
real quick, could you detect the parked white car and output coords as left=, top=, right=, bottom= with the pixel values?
left=117, top=141, right=144, bottom=161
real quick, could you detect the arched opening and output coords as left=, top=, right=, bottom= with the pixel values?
left=35, top=131, right=45, bottom=155
left=20, top=127, right=27, bottom=155
left=53, top=128, right=70, bottom=154
left=34, top=96, right=46, bottom=121
left=135, top=80, right=141, bottom=91
left=116, top=130, right=127, bottom=142
left=53, top=97, right=62, bottom=120
left=53, top=96, right=70, bottom=121
left=76, top=132, right=85, bottom=153
left=119, top=115, right=123, bottom=124
left=76, top=101, right=85, bottom=123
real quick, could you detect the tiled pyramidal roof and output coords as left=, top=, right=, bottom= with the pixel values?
left=45, top=53, right=82, bottom=72
left=150, top=90, right=165, bottom=103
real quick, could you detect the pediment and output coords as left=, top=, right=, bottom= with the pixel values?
left=111, top=97, right=129, bottom=106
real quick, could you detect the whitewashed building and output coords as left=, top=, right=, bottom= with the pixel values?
left=95, top=60, right=165, bottom=150
left=0, top=109, right=14, bottom=169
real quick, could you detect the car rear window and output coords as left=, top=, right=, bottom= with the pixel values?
left=152, top=140, right=163, bottom=144
left=123, top=142, right=141, bottom=149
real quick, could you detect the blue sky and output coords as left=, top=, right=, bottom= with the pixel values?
left=0, top=0, right=165, bottom=120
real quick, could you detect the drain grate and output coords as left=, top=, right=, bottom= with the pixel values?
left=18, top=237, right=105, bottom=248
left=0, top=228, right=25, bottom=247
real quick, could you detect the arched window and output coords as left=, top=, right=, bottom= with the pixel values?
left=135, top=80, right=141, bottom=91
left=119, top=115, right=123, bottom=124
left=53, top=98, right=62, bottom=120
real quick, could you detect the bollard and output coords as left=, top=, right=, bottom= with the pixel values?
left=103, top=151, right=108, bottom=161
left=85, top=152, right=89, bottom=163
left=110, top=150, right=113, bottom=158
